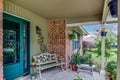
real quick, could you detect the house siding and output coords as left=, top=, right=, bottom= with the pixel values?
left=0, top=0, right=3, bottom=79
left=3, top=0, right=48, bottom=56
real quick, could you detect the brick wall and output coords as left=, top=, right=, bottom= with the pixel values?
left=66, top=27, right=83, bottom=68
left=48, top=20, right=83, bottom=69
left=66, top=27, right=73, bottom=68
left=48, top=20, right=66, bottom=67
left=0, top=0, right=3, bottom=80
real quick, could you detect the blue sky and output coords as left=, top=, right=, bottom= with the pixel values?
left=83, top=23, right=118, bottom=33
left=83, top=25, right=100, bottom=32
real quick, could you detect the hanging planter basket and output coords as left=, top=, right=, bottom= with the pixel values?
left=101, top=32, right=107, bottom=36
left=68, top=34, right=76, bottom=40
left=108, top=0, right=118, bottom=18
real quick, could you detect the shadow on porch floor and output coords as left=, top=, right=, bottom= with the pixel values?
left=18, top=68, right=105, bottom=80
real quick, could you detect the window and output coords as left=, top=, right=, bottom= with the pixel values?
left=3, top=19, right=20, bottom=64
left=72, top=31, right=79, bottom=50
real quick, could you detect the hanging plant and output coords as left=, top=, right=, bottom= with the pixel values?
left=68, top=34, right=76, bottom=40
left=100, top=28, right=107, bottom=36
left=108, top=0, right=118, bottom=18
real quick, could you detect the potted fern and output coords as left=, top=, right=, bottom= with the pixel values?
left=69, top=53, right=81, bottom=71
left=31, top=72, right=37, bottom=79
left=68, top=34, right=76, bottom=40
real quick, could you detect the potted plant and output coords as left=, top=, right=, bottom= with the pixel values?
left=68, top=34, right=76, bottom=40
left=100, top=28, right=107, bottom=36
left=31, top=72, right=37, bottom=79
left=108, top=0, right=118, bottom=18
left=74, top=76, right=83, bottom=80
left=69, top=53, right=81, bottom=71
left=31, top=56, right=36, bottom=66
left=89, top=58, right=95, bottom=66
left=106, top=61, right=117, bottom=80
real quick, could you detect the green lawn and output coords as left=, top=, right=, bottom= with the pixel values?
left=85, top=48, right=117, bottom=63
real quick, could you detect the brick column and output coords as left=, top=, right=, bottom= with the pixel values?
left=48, top=20, right=66, bottom=67
left=0, top=0, right=3, bottom=80
left=66, top=27, right=74, bottom=68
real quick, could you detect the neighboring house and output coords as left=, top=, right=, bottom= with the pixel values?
left=66, top=27, right=88, bottom=68
left=83, top=36, right=96, bottom=50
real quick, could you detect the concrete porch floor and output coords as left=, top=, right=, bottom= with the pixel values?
left=19, top=68, right=105, bottom=80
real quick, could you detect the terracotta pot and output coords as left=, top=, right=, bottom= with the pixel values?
left=31, top=62, right=36, bottom=66
left=72, top=64, right=78, bottom=71
left=105, top=72, right=114, bottom=80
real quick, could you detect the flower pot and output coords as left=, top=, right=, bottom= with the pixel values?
left=31, top=76, right=36, bottom=79
left=108, top=0, right=118, bottom=17
left=31, top=62, right=36, bottom=66
left=89, top=62, right=93, bottom=66
left=101, top=32, right=107, bottom=36
left=72, top=64, right=78, bottom=71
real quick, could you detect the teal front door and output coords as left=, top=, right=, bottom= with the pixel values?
left=3, top=13, right=30, bottom=80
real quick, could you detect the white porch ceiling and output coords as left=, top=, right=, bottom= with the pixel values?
left=9, top=0, right=104, bottom=23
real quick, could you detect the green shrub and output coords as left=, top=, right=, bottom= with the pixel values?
left=106, top=61, right=117, bottom=73
left=74, top=76, right=83, bottom=80
left=112, top=69, right=117, bottom=80
left=80, top=54, right=91, bottom=64
left=106, top=61, right=117, bottom=80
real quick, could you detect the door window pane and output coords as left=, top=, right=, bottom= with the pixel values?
left=3, top=19, right=20, bottom=64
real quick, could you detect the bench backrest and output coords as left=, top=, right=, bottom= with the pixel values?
left=33, top=53, right=58, bottom=65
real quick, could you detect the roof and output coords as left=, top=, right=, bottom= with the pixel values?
left=71, top=26, right=88, bottom=36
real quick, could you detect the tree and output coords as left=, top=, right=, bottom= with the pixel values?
left=94, top=29, right=116, bottom=63
left=82, top=42, right=88, bottom=55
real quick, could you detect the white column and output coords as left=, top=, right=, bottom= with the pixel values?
left=117, top=22, right=120, bottom=80
left=80, top=36, right=83, bottom=55
left=100, top=36, right=105, bottom=75
left=100, top=24, right=106, bottom=78
left=117, top=2, right=120, bottom=80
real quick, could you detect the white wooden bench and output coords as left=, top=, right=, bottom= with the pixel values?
left=33, top=53, right=65, bottom=80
